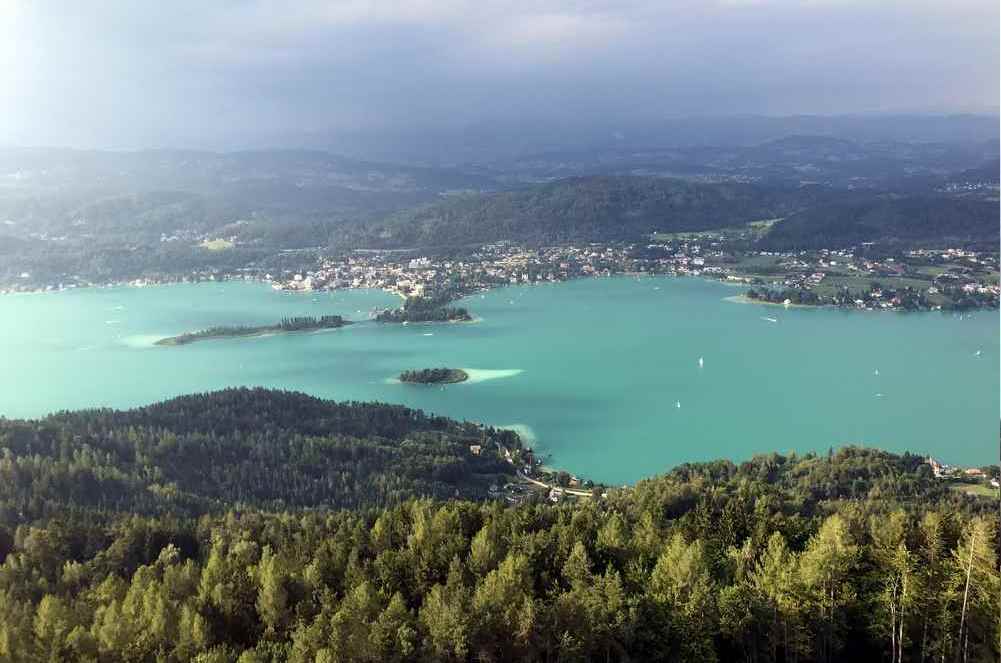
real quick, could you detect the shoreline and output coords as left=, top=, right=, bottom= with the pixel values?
left=723, top=294, right=827, bottom=310
left=5, top=274, right=992, bottom=318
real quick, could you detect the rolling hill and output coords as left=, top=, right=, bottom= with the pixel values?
left=341, top=175, right=998, bottom=250
left=0, top=388, right=519, bottom=518
left=340, top=176, right=804, bottom=248
left=760, top=194, right=1000, bottom=250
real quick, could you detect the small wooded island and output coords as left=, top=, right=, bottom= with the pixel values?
left=399, top=367, right=469, bottom=384
left=376, top=295, right=472, bottom=323
left=155, top=315, right=349, bottom=346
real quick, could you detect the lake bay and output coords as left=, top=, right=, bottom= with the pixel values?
left=1, top=277, right=996, bottom=484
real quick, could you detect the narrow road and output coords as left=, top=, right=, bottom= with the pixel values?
left=517, top=471, right=594, bottom=497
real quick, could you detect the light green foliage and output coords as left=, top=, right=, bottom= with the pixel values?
left=0, top=406, right=997, bottom=662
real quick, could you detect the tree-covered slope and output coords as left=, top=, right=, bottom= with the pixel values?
left=343, top=176, right=800, bottom=248
left=759, top=194, right=1000, bottom=249
left=0, top=442, right=997, bottom=662
left=344, top=175, right=998, bottom=250
left=0, top=388, right=518, bottom=519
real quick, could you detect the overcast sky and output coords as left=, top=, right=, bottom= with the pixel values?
left=1, top=0, right=998, bottom=150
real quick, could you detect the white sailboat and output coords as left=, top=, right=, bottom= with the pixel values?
left=675, top=401, right=681, bottom=409
left=698, top=357, right=704, bottom=368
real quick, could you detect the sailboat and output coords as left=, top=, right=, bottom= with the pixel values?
left=698, top=357, right=704, bottom=368
left=874, top=369, right=879, bottom=376
left=675, top=401, right=681, bottom=409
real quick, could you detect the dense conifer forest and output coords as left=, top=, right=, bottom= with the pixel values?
left=0, top=388, right=517, bottom=519
left=0, top=389, right=998, bottom=662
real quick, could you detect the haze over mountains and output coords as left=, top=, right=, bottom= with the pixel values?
left=0, top=114, right=997, bottom=289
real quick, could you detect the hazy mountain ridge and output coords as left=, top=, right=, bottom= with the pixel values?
left=0, top=130, right=997, bottom=287
left=346, top=175, right=998, bottom=250
left=341, top=176, right=803, bottom=248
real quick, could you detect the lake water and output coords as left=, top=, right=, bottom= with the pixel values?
left=1, top=277, right=996, bottom=484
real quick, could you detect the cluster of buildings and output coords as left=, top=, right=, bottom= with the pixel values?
left=268, top=239, right=998, bottom=315
left=0, top=270, right=256, bottom=295
left=7, top=233, right=996, bottom=310
left=269, top=241, right=750, bottom=299
left=748, top=246, right=998, bottom=310
left=479, top=437, right=600, bottom=505
left=925, top=457, right=1000, bottom=488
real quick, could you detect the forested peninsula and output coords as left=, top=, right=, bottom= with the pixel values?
left=155, top=315, right=350, bottom=346
left=0, top=388, right=998, bottom=662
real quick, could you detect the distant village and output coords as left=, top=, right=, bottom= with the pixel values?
left=4, top=230, right=997, bottom=314
left=925, top=456, right=1000, bottom=491
left=268, top=239, right=999, bottom=313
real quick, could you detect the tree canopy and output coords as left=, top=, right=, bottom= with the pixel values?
left=0, top=390, right=997, bottom=662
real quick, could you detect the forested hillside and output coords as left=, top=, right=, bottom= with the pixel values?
left=760, top=194, right=1000, bottom=250
left=0, top=388, right=517, bottom=519
left=342, top=176, right=801, bottom=248
left=343, top=175, right=999, bottom=251
left=0, top=390, right=998, bottom=662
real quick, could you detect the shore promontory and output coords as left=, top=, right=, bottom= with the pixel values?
left=156, top=314, right=350, bottom=346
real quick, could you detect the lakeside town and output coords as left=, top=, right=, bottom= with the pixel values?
left=268, top=238, right=999, bottom=313
left=4, top=216, right=997, bottom=313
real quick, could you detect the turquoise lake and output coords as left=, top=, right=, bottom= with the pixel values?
left=1, top=277, right=997, bottom=484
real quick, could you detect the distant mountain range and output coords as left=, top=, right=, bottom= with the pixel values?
left=0, top=134, right=996, bottom=287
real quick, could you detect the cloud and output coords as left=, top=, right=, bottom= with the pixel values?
left=0, top=0, right=996, bottom=150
